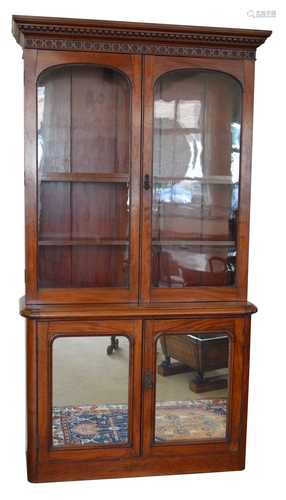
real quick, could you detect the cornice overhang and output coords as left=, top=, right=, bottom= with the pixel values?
left=12, top=15, right=272, bottom=60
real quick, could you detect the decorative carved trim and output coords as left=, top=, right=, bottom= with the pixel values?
left=17, top=23, right=263, bottom=47
left=25, top=38, right=256, bottom=60
left=13, top=16, right=271, bottom=60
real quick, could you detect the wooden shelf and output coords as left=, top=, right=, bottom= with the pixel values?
left=154, top=127, right=200, bottom=135
left=39, top=239, right=129, bottom=246
left=39, top=172, right=129, bottom=183
left=39, top=173, right=235, bottom=185
left=154, top=176, right=235, bottom=185
left=152, top=240, right=235, bottom=246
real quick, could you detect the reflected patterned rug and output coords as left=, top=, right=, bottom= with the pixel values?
left=154, top=399, right=227, bottom=442
left=52, top=399, right=227, bottom=447
left=53, top=404, right=128, bottom=446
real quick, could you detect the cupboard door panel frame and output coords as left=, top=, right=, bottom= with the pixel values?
left=142, top=317, right=250, bottom=458
left=24, top=49, right=142, bottom=303
left=37, top=319, right=142, bottom=463
left=141, top=55, right=254, bottom=303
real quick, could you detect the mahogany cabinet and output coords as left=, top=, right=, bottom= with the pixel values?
left=12, top=15, right=271, bottom=482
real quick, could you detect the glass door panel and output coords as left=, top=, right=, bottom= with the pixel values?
left=52, top=336, right=130, bottom=447
left=152, top=70, right=241, bottom=288
left=37, top=65, right=131, bottom=289
left=155, top=332, right=229, bottom=442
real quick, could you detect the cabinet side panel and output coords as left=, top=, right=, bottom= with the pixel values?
left=26, top=320, right=38, bottom=482
left=24, top=49, right=38, bottom=300
left=238, top=315, right=251, bottom=466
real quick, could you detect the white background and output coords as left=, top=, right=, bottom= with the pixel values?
left=0, top=0, right=285, bottom=498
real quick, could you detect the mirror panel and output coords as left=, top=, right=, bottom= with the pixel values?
left=154, top=332, right=230, bottom=442
left=52, top=335, right=130, bottom=447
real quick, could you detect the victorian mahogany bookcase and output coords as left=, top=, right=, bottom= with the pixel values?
left=12, top=15, right=271, bottom=482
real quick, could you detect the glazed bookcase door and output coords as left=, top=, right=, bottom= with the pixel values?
left=37, top=319, right=142, bottom=463
left=141, top=55, right=254, bottom=303
left=142, top=317, right=250, bottom=458
left=25, top=51, right=141, bottom=303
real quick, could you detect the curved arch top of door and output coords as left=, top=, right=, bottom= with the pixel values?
left=145, top=55, right=245, bottom=86
left=33, top=50, right=139, bottom=81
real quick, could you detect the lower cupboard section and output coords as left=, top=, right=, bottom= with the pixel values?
left=25, top=314, right=251, bottom=482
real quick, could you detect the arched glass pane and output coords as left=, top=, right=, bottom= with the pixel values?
left=37, top=65, right=131, bottom=288
left=152, top=70, right=241, bottom=288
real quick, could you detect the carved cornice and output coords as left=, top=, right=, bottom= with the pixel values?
left=12, top=15, right=271, bottom=60
left=24, top=38, right=256, bottom=59
left=14, top=22, right=265, bottom=46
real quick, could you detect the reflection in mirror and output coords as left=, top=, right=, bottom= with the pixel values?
left=155, top=333, right=229, bottom=442
left=52, top=336, right=129, bottom=447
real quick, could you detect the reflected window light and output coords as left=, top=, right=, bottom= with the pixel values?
left=231, top=122, right=240, bottom=150
left=37, top=86, right=45, bottom=127
left=37, top=86, right=45, bottom=167
left=163, top=248, right=211, bottom=273
left=185, top=133, right=203, bottom=179
left=177, top=100, right=201, bottom=129
left=154, top=99, right=176, bottom=119
left=231, top=122, right=241, bottom=183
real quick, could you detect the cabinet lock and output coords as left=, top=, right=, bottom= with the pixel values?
left=144, top=174, right=151, bottom=190
left=143, top=370, right=153, bottom=390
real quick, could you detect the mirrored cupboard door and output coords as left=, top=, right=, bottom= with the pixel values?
left=142, top=318, right=249, bottom=458
left=37, top=320, right=142, bottom=462
left=28, top=52, right=141, bottom=303
left=141, top=56, right=246, bottom=303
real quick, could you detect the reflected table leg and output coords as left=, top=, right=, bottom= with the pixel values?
left=106, top=335, right=119, bottom=355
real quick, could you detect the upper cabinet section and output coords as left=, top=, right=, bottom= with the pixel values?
left=12, top=16, right=271, bottom=304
